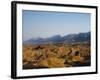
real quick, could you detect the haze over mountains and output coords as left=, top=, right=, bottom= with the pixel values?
left=24, top=32, right=90, bottom=45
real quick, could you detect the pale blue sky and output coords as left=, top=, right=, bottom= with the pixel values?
left=22, top=10, right=91, bottom=41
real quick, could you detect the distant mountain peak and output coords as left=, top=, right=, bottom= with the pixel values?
left=24, top=31, right=90, bottom=45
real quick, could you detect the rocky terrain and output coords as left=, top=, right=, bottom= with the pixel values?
left=23, top=42, right=90, bottom=69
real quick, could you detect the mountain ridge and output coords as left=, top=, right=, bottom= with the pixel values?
left=24, top=32, right=90, bottom=45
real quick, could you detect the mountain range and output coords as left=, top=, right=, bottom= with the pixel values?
left=24, top=32, right=90, bottom=45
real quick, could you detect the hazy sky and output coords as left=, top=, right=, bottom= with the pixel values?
left=22, top=10, right=90, bottom=41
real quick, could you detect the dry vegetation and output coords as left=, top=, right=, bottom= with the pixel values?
left=23, top=42, right=91, bottom=69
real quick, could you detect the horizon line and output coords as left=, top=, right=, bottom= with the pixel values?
left=23, top=31, right=91, bottom=41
